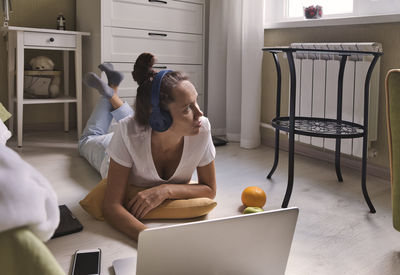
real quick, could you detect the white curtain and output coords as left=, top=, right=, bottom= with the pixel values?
left=207, top=0, right=264, bottom=149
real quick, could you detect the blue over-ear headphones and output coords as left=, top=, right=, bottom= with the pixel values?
left=149, top=70, right=173, bottom=132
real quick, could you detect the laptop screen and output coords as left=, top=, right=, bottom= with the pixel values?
left=136, top=208, right=298, bottom=275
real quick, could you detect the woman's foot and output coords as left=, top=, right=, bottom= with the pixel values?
left=98, top=62, right=124, bottom=87
left=83, top=72, right=114, bottom=99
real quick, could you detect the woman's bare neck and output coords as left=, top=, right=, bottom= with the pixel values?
left=151, top=130, right=184, bottom=153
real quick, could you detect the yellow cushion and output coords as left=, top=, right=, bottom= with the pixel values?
left=80, top=178, right=217, bottom=221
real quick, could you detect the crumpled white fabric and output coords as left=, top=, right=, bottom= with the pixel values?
left=0, top=119, right=11, bottom=145
left=0, top=145, right=60, bottom=241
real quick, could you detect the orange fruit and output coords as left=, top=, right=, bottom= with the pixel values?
left=241, top=186, right=266, bottom=207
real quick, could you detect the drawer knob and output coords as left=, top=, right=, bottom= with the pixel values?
left=49, top=37, right=55, bottom=42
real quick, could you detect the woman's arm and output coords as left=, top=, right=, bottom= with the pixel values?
left=102, top=158, right=147, bottom=241
left=165, top=160, right=216, bottom=199
left=127, top=161, right=216, bottom=219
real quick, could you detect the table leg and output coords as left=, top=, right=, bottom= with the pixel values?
left=75, top=35, right=83, bottom=138
left=7, top=31, right=15, bottom=133
left=16, top=32, right=24, bottom=147
left=267, top=53, right=282, bottom=179
left=267, top=130, right=280, bottom=179
left=335, top=139, right=343, bottom=182
left=362, top=134, right=375, bottom=213
left=334, top=55, right=348, bottom=183
left=361, top=54, right=380, bottom=213
left=282, top=51, right=296, bottom=208
left=63, top=51, right=69, bottom=132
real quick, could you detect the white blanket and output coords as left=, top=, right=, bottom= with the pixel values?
left=0, top=145, right=60, bottom=241
left=0, top=119, right=11, bottom=145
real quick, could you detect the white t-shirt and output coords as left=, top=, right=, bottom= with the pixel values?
left=106, top=116, right=215, bottom=187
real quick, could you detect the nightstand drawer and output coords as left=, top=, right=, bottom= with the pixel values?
left=24, top=32, right=76, bottom=48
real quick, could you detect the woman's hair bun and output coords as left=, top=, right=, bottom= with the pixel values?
left=132, top=53, right=156, bottom=86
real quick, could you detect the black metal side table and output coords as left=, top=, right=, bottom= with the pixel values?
left=263, top=47, right=382, bottom=213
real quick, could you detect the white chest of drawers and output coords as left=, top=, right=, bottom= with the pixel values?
left=77, top=0, right=205, bottom=124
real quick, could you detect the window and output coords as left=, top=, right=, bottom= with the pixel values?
left=287, top=0, right=353, bottom=18
left=265, top=0, right=400, bottom=29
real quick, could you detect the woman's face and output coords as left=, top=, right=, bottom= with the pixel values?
left=167, top=80, right=203, bottom=136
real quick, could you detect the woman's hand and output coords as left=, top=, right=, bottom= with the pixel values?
left=126, top=185, right=168, bottom=219
left=104, top=158, right=147, bottom=241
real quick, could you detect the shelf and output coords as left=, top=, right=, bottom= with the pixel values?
left=271, top=116, right=364, bottom=138
left=264, top=14, right=400, bottom=30
left=16, top=96, right=78, bottom=105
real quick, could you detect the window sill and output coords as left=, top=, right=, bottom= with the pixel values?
left=264, top=13, right=400, bottom=29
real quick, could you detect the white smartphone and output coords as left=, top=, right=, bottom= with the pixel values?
left=71, top=248, right=101, bottom=275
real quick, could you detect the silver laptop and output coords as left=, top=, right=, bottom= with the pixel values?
left=113, top=207, right=299, bottom=275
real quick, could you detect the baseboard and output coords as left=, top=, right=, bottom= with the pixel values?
left=23, top=122, right=70, bottom=132
left=226, top=132, right=240, bottom=142
left=262, top=134, right=390, bottom=181
left=211, top=128, right=226, bottom=136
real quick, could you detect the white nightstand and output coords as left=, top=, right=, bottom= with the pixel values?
left=3, top=26, right=90, bottom=147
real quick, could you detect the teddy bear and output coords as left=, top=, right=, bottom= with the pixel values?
left=29, top=56, right=55, bottom=71
left=26, top=56, right=61, bottom=98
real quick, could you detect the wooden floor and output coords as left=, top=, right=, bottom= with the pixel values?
left=7, top=130, right=400, bottom=275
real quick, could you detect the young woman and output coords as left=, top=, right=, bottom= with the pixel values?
left=79, top=53, right=216, bottom=240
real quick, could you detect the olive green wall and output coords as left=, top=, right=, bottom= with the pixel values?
left=262, top=22, right=400, bottom=169
left=0, top=0, right=75, bottom=128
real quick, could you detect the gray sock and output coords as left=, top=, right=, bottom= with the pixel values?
left=98, top=62, right=124, bottom=87
left=83, top=72, right=114, bottom=99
